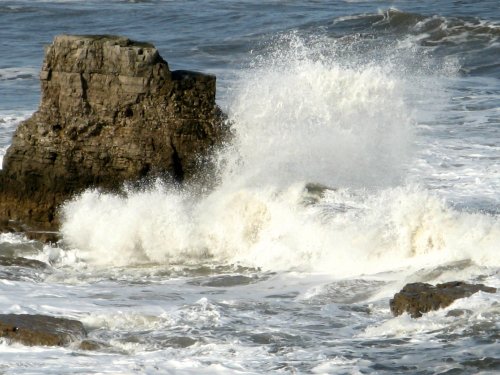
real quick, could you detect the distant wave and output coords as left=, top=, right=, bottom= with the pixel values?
left=0, top=67, right=37, bottom=81
left=329, top=8, right=500, bottom=48
left=337, top=8, right=499, bottom=35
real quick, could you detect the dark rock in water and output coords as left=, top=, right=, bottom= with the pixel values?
left=0, top=34, right=227, bottom=231
left=159, top=335, right=197, bottom=348
left=0, top=256, right=49, bottom=269
left=302, top=182, right=331, bottom=205
left=24, top=231, right=60, bottom=244
left=445, top=308, right=472, bottom=318
left=190, top=274, right=259, bottom=287
left=0, top=314, right=87, bottom=346
left=0, top=219, right=60, bottom=243
left=390, top=281, right=497, bottom=318
left=78, top=339, right=104, bottom=351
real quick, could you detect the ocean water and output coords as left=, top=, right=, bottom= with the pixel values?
left=1, top=0, right=499, bottom=373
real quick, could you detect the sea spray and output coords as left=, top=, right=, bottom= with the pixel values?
left=221, top=34, right=416, bottom=189
left=61, top=181, right=500, bottom=274
left=60, top=35, right=499, bottom=275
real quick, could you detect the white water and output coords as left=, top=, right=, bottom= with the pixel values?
left=59, top=37, right=500, bottom=278
left=1, top=25, right=499, bottom=374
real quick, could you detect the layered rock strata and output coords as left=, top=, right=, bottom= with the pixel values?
left=0, top=35, right=226, bottom=230
left=390, top=281, right=496, bottom=318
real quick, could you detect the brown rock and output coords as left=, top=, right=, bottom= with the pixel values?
left=0, top=35, right=227, bottom=231
left=390, top=281, right=496, bottom=318
left=78, top=339, right=104, bottom=351
left=0, top=314, right=87, bottom=346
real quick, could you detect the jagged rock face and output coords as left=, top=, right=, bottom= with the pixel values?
left=390, top=281, right=496, bottom=318
left=0, top=35, right=226, bottom=229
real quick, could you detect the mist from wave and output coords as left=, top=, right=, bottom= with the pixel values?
left=58, top=35, right=500, bottom=276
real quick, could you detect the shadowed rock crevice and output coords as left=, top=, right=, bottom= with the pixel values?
left=0, top=35, right=228, bottom=231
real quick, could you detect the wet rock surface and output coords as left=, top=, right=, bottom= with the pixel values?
left=78, top=339, right=105, bottom=351
left=0, top=314, right=87, bottom=347
left=0, top=34, right=227, bottom=230
left=390, top=281, right=497, bottom=318
left=0, top=256, right=48, bottom=269
left=0, top=255, right=51, bottom=282
left=0, top=219, right=60, bottom=243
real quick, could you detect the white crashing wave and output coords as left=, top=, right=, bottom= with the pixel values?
left=60, top=35, right=500, bottom=275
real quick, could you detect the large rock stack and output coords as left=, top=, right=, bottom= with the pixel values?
left=0, top=35, right=226, bottom=231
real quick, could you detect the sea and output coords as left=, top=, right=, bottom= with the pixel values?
left=0, top=0, right=499, bottom=374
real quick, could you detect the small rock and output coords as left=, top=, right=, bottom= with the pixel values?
left=78, top=339, right=103, bottom=351
left=0, top=314, right=87, bottom=347
left=390, top=281, right=496, bottom=318
left=445, top=308, right=472, bottom=317
left=25, top=231, right=60, bottom=244
left=0, top=256, right=49, bottom=269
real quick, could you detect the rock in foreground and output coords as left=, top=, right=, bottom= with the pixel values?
left=0, top=314, right=87, bottom=346
left=390, top=281, right=496, bottom=318
left=0, top=35, right=227, bottom=230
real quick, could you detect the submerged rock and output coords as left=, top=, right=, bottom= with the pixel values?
left=0, top=35, right=227, bottom=230
left=0, top=256, right=48, bottom=269
left=78, top=339, right=105, bottom=351
left=0, top=314, right=87, bottom=346
left=0, top=219, right=60, bottom=243
left=390, top=281, right=496, bottom=318
left=0, top=256, right=50, bottom=282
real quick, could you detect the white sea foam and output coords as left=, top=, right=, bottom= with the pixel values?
left=58, top=37, right=500, bottom=278
left=1, top=4, right=499, bottom=375
left=59, top=36, right=500, bottom=276
left=60, top=183, right=500, bottom=275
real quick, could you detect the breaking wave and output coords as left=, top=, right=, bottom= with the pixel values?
left=60, top=35, right=500, bottom=275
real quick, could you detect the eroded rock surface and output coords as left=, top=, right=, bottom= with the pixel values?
left=0, top=35, right=227, bottom=230
left=390, top=281, right=496, bottom=318
left=0, top=314, right=86, bottom=346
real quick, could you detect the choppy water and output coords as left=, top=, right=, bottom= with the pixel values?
left=1, top=0, right=499, bottom=374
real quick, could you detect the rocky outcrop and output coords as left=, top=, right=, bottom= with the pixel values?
left=390, top=281, right=496, bottom=318
left=0, top=314, right=87, bottom=347
left=0, top=35, right=227, bottom=230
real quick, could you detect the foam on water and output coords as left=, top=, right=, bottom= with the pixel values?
left=60, top=36, right=500, bottom=278
left=61, top=183, right=500, bottom=275
left=409, top=75, right=500, bottom=208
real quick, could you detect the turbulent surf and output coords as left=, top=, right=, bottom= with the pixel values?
left=0, top=1, right=499, bottom=374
